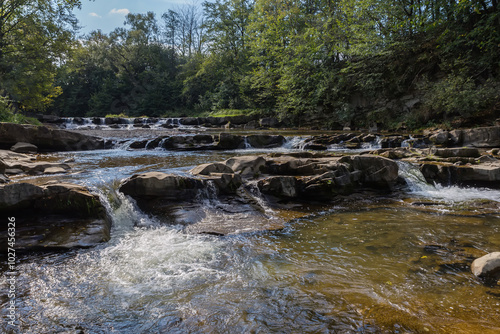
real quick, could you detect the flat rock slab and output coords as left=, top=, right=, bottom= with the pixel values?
left=0, top=182, right=111, bottom=252
left=10, top=142, right=38, bottom=154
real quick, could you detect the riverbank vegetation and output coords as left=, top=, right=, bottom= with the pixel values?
left=1, top=0, right=499, bottom=129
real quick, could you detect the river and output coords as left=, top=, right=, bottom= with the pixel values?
left=1, top=132, right=500, bottom=333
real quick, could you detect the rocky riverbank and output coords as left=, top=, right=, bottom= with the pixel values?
left=1, top=122, right=499, bottom=284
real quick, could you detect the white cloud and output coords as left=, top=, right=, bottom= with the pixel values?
left=109, top=8, right=130, bottom=16
left=89, top=12, right=102, bottom=18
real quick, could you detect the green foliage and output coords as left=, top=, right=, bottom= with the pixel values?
left=105, top=113, right=129, bottom=118
left=0, top=0, right=82, bottom=112
left=420, top=76, right=499, bottom=118
left=208, top=109, right=259, bottom=117
left=0, top=97, right=41, bottom=125
left=35, top=0, right=500, bottom=129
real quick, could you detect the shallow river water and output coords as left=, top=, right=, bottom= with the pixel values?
left=1, top=135, right=500, bottom=333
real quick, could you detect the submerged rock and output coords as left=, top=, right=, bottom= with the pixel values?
left=0, top=182, right=111, bottom=252
left=471, top=252, right=500, bottom=284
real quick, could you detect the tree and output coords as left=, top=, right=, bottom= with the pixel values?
left=0, top=0, right=82, bottom=112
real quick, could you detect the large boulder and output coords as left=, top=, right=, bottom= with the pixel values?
left=420, top=160, right=500, bottom=186
left=246, top=135, right=285, bottom=148
left=119, top=172, right=204, bottom=199
left=265, top=156, right=332, bottom=176
left=0, top=123, right=104, bottom=151
left=381, top=136, right=405, bottom=148
left=161, top=135, right=216, bottom=150
left=225, top=155, right=267, bottom=177
left=471, top=252, right=500, bottom=284
left=0, top=182, right=110, bottom=252
left=429, top=130, right=450, bottom=146
left=461, top=127, right=500, bottom=148
left=258, top=176, right=298, bottom=198
left=215, top=133, right=245, bottom=150
left=339, top=155, right=399, bottom=188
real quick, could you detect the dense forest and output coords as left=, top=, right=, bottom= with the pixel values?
left=1, top=0, right=499, bottom=129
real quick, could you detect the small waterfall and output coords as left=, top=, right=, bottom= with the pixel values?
left=156, top=137, right=169, bottom=150
left=363, top=136, right=383, bottom=150
left=397, top=161, right=434, bottom=193
left=398, top=161, right=500, bottom=202
left=283, top=136, right=307, bottom=150
left=242, top=181, right=276, bottom=217
left=243, top=136, right=252, bottom=149
left=113, top=140, right=134, bottom=150
left=196, top=180, right=219, bottom=206
left=401, top=135, right=414, bottom=148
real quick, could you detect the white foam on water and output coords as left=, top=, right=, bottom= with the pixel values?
left=398, top=161, right=500, bottom=203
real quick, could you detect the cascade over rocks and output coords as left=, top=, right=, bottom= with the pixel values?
left=0, top=182, right=111, bottom=252
left=119, top=154, right=400, bottom=235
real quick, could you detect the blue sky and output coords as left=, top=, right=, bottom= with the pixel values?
left=74, top=0, right=194, bottom=35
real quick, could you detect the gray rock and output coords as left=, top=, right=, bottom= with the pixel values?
left=258, top=176, right=298, bottom=198
left=204, top=173, right=242, bottom=194
left=10, top=142, right=38, bottom=154
left=471, top=252, right=500, bottom=284
left=43, top=167, right=68, bottom=174
left=246, top=135, right=285, bottom=148
left=429, top=147, right=481, bottom=158
left=0, top=174, right=8, bottom=184
left=120, top=172, right=204, bottom=200
left=429, top=130, right=449, bottom=145
left=461, top=127, right=500, bottom=148
left=259, top=117, right=280, bottom=128
left=0, top=123, right=104, bottom=151
left=225, top=156, right=267, bottom=177
left=215, top=133, right=245, bottom=150
left=381, top=136, right=405, bottom=148
left=191, top=163, right=234, bottom=176
left=0, top=182, right=110, bottom=252
left=339, top=155, right=399, bottom=188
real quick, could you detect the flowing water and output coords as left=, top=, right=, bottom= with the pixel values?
left=1, top=138, right=500, bottom=333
